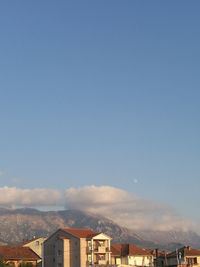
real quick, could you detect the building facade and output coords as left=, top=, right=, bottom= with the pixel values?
left=43, top=227, right=112, bottom=267
left=111, top=243, right=154, bottom=267
left=23, top=237, right=46, bottom=266
left=166, top=246, right=200, bottom=267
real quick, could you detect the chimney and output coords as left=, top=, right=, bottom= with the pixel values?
left=155, top=248, right=159, bottom=267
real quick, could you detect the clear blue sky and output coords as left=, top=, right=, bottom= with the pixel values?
left=0, top=1, right=200, bottom=221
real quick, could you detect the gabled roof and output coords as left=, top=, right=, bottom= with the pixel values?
left=111, top=243, right=152, bottom=257
left=22, top=236, right=46, bottom=246
left=92, top=232, right=112, bottom=240
left=62, top=228, right=98, bottom=238
left=0, top=246, right=40, bottom=260
left=167, top=246, right=200, bottom=258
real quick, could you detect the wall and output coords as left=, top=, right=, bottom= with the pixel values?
left=127, top=255, right=153, bottom=266
left=24, top=237, right=46, bottom=258
left=43, top=229, right=81, bottom=267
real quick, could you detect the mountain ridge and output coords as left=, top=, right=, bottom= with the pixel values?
left=0, top=208, right=199, bottom=250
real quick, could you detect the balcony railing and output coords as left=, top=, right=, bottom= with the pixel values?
left=87, top=246, right=110, bottom=254
left=95, top=247, right=106, bottom=253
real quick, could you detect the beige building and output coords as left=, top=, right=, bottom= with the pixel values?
left=43, top=227, right=112, bottom=267
left=111, top=243, right=154, bottom=267
left=166, top=246, right=200, bottom=267
left=23, top=237, right=46, bottom=266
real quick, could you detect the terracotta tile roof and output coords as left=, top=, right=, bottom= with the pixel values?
left=111, top=244, right=122, bottom=256
left=184, top=247, right=200, bottom=256
left=0, top=246, right=40, bottom=260
left=168, top=246, right=200, bottom=258
left=62, top=228, right=98, bottom=238
left=111, top=243, right=152, bottom=257
left=128, top=244, right=152, bottom=256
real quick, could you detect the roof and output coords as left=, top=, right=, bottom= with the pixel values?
left=168, top=246, right=200, bottom=258
left=128, top=244, right=152, bottom=256
left=111, top=244, right=152, bottom=257
left=62, top=228, right=99, bottom=238
left=22, top=236, right=46, bottom=246
left=92, top=232, right=112, bottom=240
left=111, top=244, right=123, bottom=256
left=0, top=246, right=40, bottom=260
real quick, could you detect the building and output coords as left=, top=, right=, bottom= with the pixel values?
left=0, top=246, right=40, bottom=267
left=150, top=249, right=168, bottom=267
left=110, top=243, right=122, bottom=266
left=111, top=243, right=154, bottom=267
left=22, top=237, right=46, bottom=266
left=43, top=227, right=112, bottom=267
left=166, top=246, right=200, bottom=267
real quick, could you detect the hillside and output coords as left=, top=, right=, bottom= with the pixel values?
left=0, top=208, right=199, bottom=250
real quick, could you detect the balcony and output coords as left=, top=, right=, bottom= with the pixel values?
left=94, top=246, right=107, bottom=253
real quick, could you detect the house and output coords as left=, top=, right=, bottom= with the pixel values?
left=0, top=246, right=40, bottom=267
left=43, top=227, right=112, bottom=267
left=166, top=246, right=200, bottom=267
left=111, top=243, right=154, bottom=267
left=23, top=237, right=46, bottom=258
left=150, top=249, right=168, bottom=267
left=22, top=237, right=46, bottom=266
left=111, top=243, right=122, bottom=266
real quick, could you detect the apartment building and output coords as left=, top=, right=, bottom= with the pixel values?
left=43, top=227, right=112, bottom=267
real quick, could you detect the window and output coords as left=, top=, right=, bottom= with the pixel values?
left=88, top=255, right=92, bottom=261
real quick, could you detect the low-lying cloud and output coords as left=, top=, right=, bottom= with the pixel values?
left=0, top=185, right=198, bottom=232
left=64, top=185, right=199, bottom=232
left=0, top=186, right=62, bottom=207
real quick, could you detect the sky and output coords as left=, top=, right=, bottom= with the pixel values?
left=0, top=1, right=200, bottom=232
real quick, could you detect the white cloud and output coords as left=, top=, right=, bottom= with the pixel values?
left=0, top=185, right=198, bottom=232
left=0, top=186, right=62, bottom=207
left=64, top=185, right=199, bottom=232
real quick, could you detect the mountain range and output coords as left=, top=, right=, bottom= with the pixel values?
left=0, top=208, right=199, bottom=250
